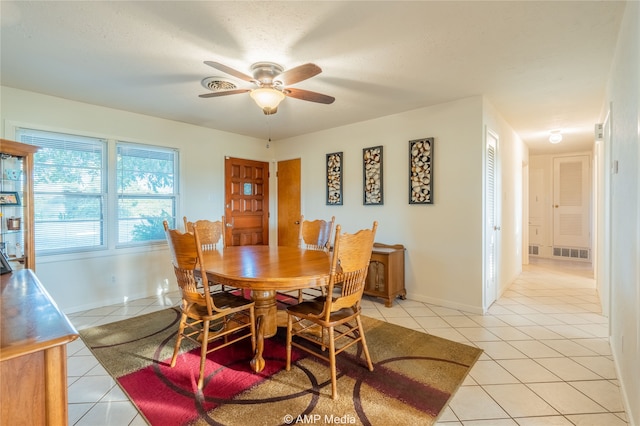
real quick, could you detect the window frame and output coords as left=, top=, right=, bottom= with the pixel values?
left=14, top=126, right=180, bottom=255
left=115, top=141, right=180, bottom=247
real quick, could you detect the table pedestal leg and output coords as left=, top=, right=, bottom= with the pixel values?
left=251, top=290, right=278, bottom=338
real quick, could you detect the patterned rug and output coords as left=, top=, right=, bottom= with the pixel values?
left=79, top=307, right=482, bottom=426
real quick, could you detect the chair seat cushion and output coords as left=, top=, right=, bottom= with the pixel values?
left=213, top=292, right=253, bottom=309
left=185, top=292, right=252, bottom=318
left=286, top=299, right=357, bottom=322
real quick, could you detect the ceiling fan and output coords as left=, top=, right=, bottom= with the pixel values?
left=199, top=61, right=335, bottom=115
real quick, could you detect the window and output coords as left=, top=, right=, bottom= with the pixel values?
left=16, top=128, right=107, bottom=253
left=15, top=128, right=179, bottom=253
left=116, top=143, right=178, bottom=245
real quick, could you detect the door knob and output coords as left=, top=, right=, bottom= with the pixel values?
left=294, top=221, right=300, bottom=225
left=226, top=223, right=233, bottom=228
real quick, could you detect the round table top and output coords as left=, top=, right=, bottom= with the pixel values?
left=200, top=245, right=331, bottom=291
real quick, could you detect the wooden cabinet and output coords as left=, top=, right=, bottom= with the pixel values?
left=364, top=243, right=406, bottom=307
left=0, top=139, right=38, bottom=271
left=1, top=269, right=79, bottom=425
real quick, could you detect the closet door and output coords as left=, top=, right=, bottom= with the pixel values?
left=484, top=130, right=499, bottom=309
left=553, top=155, right=591, bottom=250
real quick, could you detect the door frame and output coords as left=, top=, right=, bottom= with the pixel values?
left=595, top=107, right=612, bottom=319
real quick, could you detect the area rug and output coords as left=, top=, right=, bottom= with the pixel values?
left=79, top=307, right=482, bottom=426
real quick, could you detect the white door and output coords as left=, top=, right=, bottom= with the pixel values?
left=553, top=156, right=591, bottom=250
left=484, top=130, right=499, bottom=310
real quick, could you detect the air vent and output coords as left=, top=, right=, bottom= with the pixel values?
left=553, top=246, right=590, bottom=261
left=528, top=245, right=539, bottom=255
left=201, top=77, right=237, bottom=91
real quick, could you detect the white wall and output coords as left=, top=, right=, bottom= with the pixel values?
left=600, top=1, right=640, bottom=423
left=1, top=86, right=270, bottom=312
left=1, top=88, right=525, bottom=316
left=274, top=96, right=525, bottom=313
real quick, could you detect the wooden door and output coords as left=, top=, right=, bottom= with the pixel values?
left=224, top=157, right=269, bottom=246
left=277, top=158, right=301, bottom=247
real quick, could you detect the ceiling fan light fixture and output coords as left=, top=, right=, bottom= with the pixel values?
left=250, top=88, right=285, bottom=114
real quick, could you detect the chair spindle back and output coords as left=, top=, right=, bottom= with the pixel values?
left=299, top=215, right=335, bottom=252
left=322, top=221, right=377, bottom=318
left=163, top=220, right=215, bottom=315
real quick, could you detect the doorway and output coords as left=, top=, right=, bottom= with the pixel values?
left=224, top=157, right=269, bottom=246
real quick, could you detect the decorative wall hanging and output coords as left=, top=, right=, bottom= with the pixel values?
left=363, top=145, right=383, bottom=205
left=326, top=152, right=343, bottom=205
left=409, top=138, right=434, bottom=204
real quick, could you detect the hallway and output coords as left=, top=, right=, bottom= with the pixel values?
left=438, top=258, right=627, bottom=425
left=65, top=258, right=627, bottom=425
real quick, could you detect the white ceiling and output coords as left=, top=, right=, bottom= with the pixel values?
left=0, top=1, right=626, bottom=154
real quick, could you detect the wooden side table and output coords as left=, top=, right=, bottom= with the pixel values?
left=364, top=243, right=406, bottom=307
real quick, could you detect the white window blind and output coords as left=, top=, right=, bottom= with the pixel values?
left=16, top=128, right=107, bottom=253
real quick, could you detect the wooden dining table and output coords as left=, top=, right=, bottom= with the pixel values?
left=199, top=245, right=331, bottom=372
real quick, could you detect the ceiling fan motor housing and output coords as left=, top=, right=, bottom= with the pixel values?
left=251, top=62, right=284, bottom=86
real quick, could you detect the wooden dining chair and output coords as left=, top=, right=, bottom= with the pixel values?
left=163, top=220, right=256, bottom=390
left=285, top=221, right=378, bottom=399
left=299, top=215, right=335, bottom=251
left=183, top=216, right=234, bottom=294
left=183, top=216, right=225, bottom=250
left=277, top=215, right=335, bottom=305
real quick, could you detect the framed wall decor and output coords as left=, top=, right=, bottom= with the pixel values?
left=409, top=137, right=434, bottom=204
left=363, top=145, right=383, bottom=205
left=326, top=152, right=343, bottom=205
left=0, top=191, right=20, bottom=206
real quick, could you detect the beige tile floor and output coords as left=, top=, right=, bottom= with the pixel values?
left=66, top=258, right=629, bottom=425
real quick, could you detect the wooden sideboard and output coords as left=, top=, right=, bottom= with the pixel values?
left=1, top=269, right=78, bottom=425
left=364, top=243, right=406, bottom=307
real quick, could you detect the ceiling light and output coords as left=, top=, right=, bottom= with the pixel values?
left=250, top=88, right=285, bottom=115
left=549, top=131, right=563, bottom=144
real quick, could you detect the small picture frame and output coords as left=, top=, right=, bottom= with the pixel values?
left=0, top=191, right=20, bottom=206
left=409, top=137, right=434, bottom=204
left=363, top=145, right=383, bottom=205
left=0, top=251, right=12, bottom=275
left=326, top=152, right=343, bottom=205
